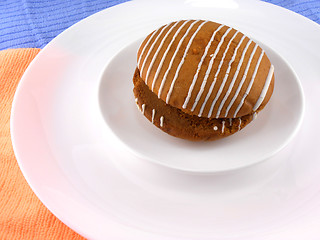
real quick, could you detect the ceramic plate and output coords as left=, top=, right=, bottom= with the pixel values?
left=99, top=38, right=303, bottom=173
left=11, top=0, right=320, bottom=239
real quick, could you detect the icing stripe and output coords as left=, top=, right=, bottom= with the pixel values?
left=152, top=109, right=156, bottom=123
left=253, top=112, right=258, bottom=120
left=151, top=20, right=193, bottom=91
left=191, top=27, right=233, bottom=114
left=208, top=35, right=247, bottom=118
left=197, top=28, right=235, bottom=117
left=229, top=118, right=232, bottom=126
left=253, top=64, right=274, bottom=111
left=182, top=24, right=225, bottom=109
left=221, top=120, right=225, bottom=133
left=137, top=25, right=164, bottom=68
left=206, top=33, right=246, bottom=118
left=136, top=102, right=141, bottom=111
left=142, top=104, right=145, bottom=114
left=238, top=118, right=242, bottom=131
left=217, top=39, right=253, bottom=118
left=224, top=43, right=259, bottom=117
left=160, top=116, right=164, bottom=127
left=158, top=20, right=207, bottom=99
left=139, top=23, right=171, bottom=81
left=233, top=50, right=265, bottom=117
left=145, top=21, right=182, bottom=84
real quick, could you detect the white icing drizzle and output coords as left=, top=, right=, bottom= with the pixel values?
left=159, top=20, right=207, bottom=99
left=233, top=50, right=265, bottom=117
left=137, top=25, right=164, bottom=69
left=216, top=39, right=253, bottom=118
left=136, top=103, right=141, bottom=111
left=160, top=116, right=164, bottom=127
left=139, top=23, right=171, bottom=81
left=134, top=98, right=141, bottom=111
left=221, top=120, right=225, bottom=133
left=152, top=109, right=156, bottom=123
left=253, top=112, right=258, bottom=120
left=142, top=104, right=145, bottom=114
left=253, top=64, right=274, bottom=111
left=229, top=118, right=232, bottom=126
left=151, top=20, right=193, bottom=91
left=224, top=43, right=259, bottom=117
left=213, top=125, right=218, bottom=131
left=197, top=28, right=236, bottom=117
left=182, top=24, right=225, bottom=109
left=145, top=21, right=182, bottom=84
left=206, top=33, right=246, bottom=118
left=207, top=35, right=247, bottom=118
left=238, top=118, right=242, bottom=131
left=192, top=27, right=233, bottom=115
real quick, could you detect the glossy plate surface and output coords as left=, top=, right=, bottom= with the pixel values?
left=11, top=0, right=320, bottom=239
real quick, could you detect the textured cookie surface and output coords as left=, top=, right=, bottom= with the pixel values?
left=137, top=19, right=274, bottom=119
left=133, top=68, right=256, bottom=141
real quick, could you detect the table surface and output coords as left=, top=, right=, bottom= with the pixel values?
left=0, top=0, right=319, bottom=51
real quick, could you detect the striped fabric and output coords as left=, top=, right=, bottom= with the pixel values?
left=0, top=0, right=319, bottom=51
left=0, top=0, right=129, bottom=50
left=262, top=0, right=320, bottom=23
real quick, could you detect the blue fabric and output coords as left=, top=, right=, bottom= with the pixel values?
left=0, top=0, right=129, bottom=50
left=0, top=0, right=319, bottom=50
left=262, top=0, right=320, bottom=23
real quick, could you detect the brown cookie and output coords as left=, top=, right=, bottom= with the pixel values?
left=133, top=19, right=274, bottom=141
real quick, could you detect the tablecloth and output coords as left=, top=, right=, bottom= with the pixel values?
left=0, top=0, right=319, bottom=239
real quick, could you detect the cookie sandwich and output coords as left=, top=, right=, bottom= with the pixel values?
left=133, top=19, right=274, bottom=141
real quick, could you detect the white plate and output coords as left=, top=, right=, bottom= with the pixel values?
left=99, top=38, right=304, bottom=173
left=10, top=0, right=320, bottom=239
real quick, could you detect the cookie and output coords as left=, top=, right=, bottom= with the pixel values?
left=133, top=19, right=274, bottom=141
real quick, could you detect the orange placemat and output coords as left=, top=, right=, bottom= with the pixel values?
left=0, top=49, right=85, bottom=240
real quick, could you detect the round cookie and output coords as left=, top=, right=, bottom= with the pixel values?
left=133, top=19, right=274, bottom=141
